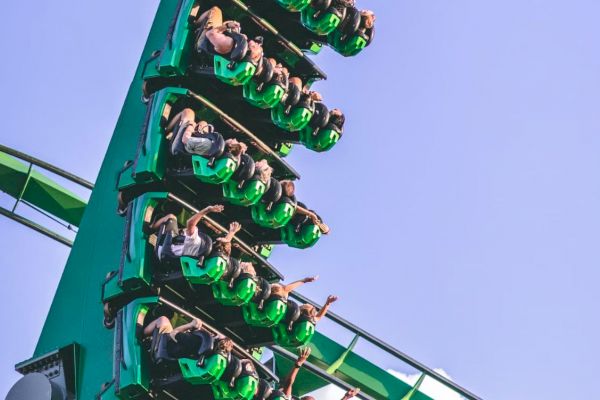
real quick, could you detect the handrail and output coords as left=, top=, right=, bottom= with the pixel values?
left=289, top=292, right=482, bottom=400
left=160, top=296, right=279, bottom=383
left=187, top=90, right=301, bottom=180
left=0, top=144, right=94, bottom=189
left=167, top=192, right=284, bottom=280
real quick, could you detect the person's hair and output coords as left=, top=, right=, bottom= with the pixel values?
left=361, top=10, right=376, bottom=29
left=329, top=109, right=345, bottom=129
left=299, top=304, right=317, bottom=319
left=227, top=142, right=245, bottom=157
left=255, top=160, right=273, bottom=184
left=280, top=180, right=295, bottom=197
left=216, top=338, right=234, bottom=353
left=241, top=262, right=257, bottom=276
left=215, top=240, right=232, bottom=256
left=309, top=91, right=323, bottom=101
left=270, top=283, right=285, bottom=297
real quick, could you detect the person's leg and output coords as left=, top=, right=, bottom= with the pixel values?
left=193, top=6, right=223, bottom=30
left=166, top=108, right=195, bottom=134
left=206, top=29, right=235, bottom=55
left=143, top=316, right=173, bottom=336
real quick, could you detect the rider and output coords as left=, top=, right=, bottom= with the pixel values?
left=166, top=108, right=248, bottom=160
left=270, top=275, right=319, bottom=301
left=279, top=180, right=331, bottom=234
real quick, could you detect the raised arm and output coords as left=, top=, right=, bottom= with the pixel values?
left=283, top=275, right=319, bottom=295
left=186, top=204, right=224, bottom=236
left=295, top=206, right=330, bottom=234
left=281, top=347, right=311, bottom=397
left=315, top=295, right=338, bottom=322
left=217, top=221, right=242, bottom=243
left=150, top=213, right=177, bottom=231
left=341, top=388, right=361, bottom=400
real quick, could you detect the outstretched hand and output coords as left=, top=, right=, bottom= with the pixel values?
left=228, top=221, right=242, bottom=234
left=207, top=204, right=224, bottom=213
left=297, top=346, right=311, bottom=366
left=326, top=295, right=338, bottom=305
left=303, top=275, right=319, bottom=283
left=343, top=387, right=361, bottom=399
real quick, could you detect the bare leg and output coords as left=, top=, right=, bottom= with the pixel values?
left=193, top=6, right=224, bottom=30
left=166, top=108, right=195, bottom=134
left=206, top=29, right=235, bottom=55
left=143, top=316, right=173, bottom=337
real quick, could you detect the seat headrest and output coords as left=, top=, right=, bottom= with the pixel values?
left=222, top=355, right=243, bottom=387
left=254, top=57, right=274, bottom=84
left=283, top=84, right=301, bottom=107
left=310, top=102, right=330, bottom=129
left=196, top=231, right=214, bottom=258
left=232, top=154, right=256, bottom=182
left=256, top=379, right=274, bottom=400
left=261, top=178, right=283, bottom=204
left=311, top=0, right=332, bottom=11
left=227, top=31, right=249, bottom=62
left=284, top=300, right=301, bottom=330
left=223, top=258, right=242, bottom=287
left=200, top=131, right=226, bottom=159
left=365, top=25, right=375, bottom=46
left=193, top=330, right=215, bottom=357
left=339, top=7, right=361, bottom=36
left=253, top=277, right=272, bottom=306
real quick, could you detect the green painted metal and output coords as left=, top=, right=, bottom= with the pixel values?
left=179, top=355, right=228, bottom=384
left=251, top=199, right=297, bottom=229
left=4, top=2, right=485, bottom=399
left=192, top=154, right=239, bottom=184
left=181, top=254, right=229, bottom=285
left=242, top=298, right=287, bottom=328
left=401, top=374, right=427, bottom=400
left=222, top=177, right=267, bottom=206
left=214, top=55, right=257, bottom=86
left=276, top=0, right=311, bottom=13
left=0, top=153, right=86, bottom=227
left=299, top=125, right=342, bottom=152
left=328, top=30, right=369, bottom=57
left=300, top=7, right=342, bottom=36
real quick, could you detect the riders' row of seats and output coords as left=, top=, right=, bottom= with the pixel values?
left=118, top=298, right=292, bottom=400
left=275, top=0, right=375, bottom=56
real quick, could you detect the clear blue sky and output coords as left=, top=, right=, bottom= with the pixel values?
left=2, top=1, right=600, bottom=399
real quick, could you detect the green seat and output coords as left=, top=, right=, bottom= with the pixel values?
left=271, top=102, right=314, bottom=132
left=212, top=374, right=260, bottom=400
left=272, top=319, right=316, bottom=348
left=298, top=125, right=341, bottom=152
left=242, top=298, right=288, bottom=328
left=275, top=142, right=294, bottom=157
left=251, top=200, right=297, bottom=229
left=181, top=255, right=228, bottom=285
left=222, top=178, right=267, bottom=207
left=179, top=354, right=228, bottom=385
left=214, top=55, right=257, bottom=86
left=243, top=79, right=286, bottom=109
left=118, top=88, right=188, bottom=190
left=328, top=30, right=369, bottom=57
left=117, top=297, right=158, bottom=399
left=276, top=0, right=311, bottom=12
left=281, top=222, right=322, bottom=249
left=256, top=244, right=274, bottom=259
left=192, top=154, right=238, bottom=185
left=212, top=276, right=257, bottom=306
left=301, top=8, right=342, bottom=36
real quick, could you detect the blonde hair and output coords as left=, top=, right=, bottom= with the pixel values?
left=300, top=304, right=317, bottom=319
left=255, top=160, right=273, bottom=184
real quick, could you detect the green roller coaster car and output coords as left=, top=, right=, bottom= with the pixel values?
left=179, top=356, right=228, bottom=385
left=242, top=298, right=288, bottom=328
left=214, top=55, right=257, bottom=86
left=192, top=154, right=239, bottom=184
left=243, top=79, right=286, bottom=109
left=212, top=374, right=260, bottom=400
left=116, top=298, right=155, bottom=399
left=271, top=102, right=314, bottom=132
left=212, top=275, right=258, bottom=306
left=222, top=178, right=268, bottom=206
left=181, top=255, right=229, bottom=285
left=272, top=318, right=316, bottom=348
left=301, top=7, right=342, bottom=36
left=276, top=0, right=311, bottom=12
left=251, top=199, right=297, bottom=229
left=281, top=221, right=322, bottom=249
left=298, top=125, right=342, bottom=152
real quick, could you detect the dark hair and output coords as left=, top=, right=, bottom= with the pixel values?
left=253, top=36, right=264, bottom=45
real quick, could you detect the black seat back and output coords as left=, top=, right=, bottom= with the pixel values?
left=255, top=379, right=274, bottom=400
left=339, top=7, right=361, bottom=37
left=283, top=300, right=301, bottom=331
left=311, top=0, right=332, bottom=11
left=227, top=31, right=249, bottom=62
left=254, top=57, right=274, bottom=84
left=309, top=102, right=330, bottom=129
left=232, top=154, right=256, bottom=183
left=221, top=355, right=243, bottom=387
left=223, top=258, right=243, bottom=288
left=194, top=330, right=215, bottom=366
left=261, top=178, right=283, bottom=206
left=253, top=277, right=272, bottom=310
left=283, top=83, right=301, bottom=107
left=150, top=329, right=176, bottom=364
